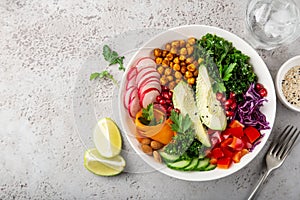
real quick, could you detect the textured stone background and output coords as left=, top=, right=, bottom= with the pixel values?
left=1, top=0, right=300, bottom=199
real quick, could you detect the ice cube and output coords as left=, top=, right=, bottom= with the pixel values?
left=253, top=3, right=271, bottom=25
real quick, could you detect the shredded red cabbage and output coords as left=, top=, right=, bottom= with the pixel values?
left=236, top=83, right=270, bottom=130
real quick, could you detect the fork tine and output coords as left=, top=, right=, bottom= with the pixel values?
left=274, top=126, right=297, bottom=157
left=280, top=129, right=300, bottom=160
left=270, top=125, right=293, bottom=156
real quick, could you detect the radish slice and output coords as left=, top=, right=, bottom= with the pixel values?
left=126, top=75, right=137, bottom=90
left=129, top=88, right=139, bottom=103
left=140, top=88, right=160, bottom=108
left=138, top=82, right=161, bottom=98
left=123, top=86, right=136, bottom=109
left=136, top=57, right=156, bottom=71
left=128, top=96, right=141, bottom=118
left=137, top=71, right=160, bottom=85
left=136, top=68, right=157, bottom=84
left=127, top=66, right=137, bottom=81
left=138, top=78, right=160, bottom=90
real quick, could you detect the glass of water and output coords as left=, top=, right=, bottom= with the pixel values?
left=245, top=0, right=300, bottom=50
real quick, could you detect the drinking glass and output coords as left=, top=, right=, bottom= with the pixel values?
left=245, top=0, right=300, bottom=50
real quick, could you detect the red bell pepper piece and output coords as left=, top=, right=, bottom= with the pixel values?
left=244, top=126, right=261, bottom=144
left=228, top=136, right=244, bottom=151
left=222, top=147, right=234, bottom=158
left=227, top=127, right=244, bottom=138
left=229, top=120, right=245, bottom=128
left=217, top=157, right=232, bottom=169
left=211, top=148, right=225, bottom=159
left=221, top=137, right=233, bottom=148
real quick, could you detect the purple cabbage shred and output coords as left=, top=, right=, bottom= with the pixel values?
left=236, top=83, right=270, bottom=131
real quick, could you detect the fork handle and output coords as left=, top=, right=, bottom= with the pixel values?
left=248, top=170, right=272, bottom=200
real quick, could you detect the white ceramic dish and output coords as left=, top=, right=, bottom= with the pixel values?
left=276, top=55, right=300, bottom=113
left=118, top=25, right=276, bottom=181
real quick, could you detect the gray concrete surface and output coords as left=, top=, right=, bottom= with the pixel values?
left=1, top=0, right=300, bottom=199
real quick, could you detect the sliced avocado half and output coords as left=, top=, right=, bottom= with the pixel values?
left=196, top=64, right=227, bottom=131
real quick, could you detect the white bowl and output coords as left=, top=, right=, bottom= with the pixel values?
left=118, top=25, right=276, bottom=181
left=276, top=55, right=300, bottom=112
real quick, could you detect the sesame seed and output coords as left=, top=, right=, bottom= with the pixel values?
left=282, top=65, right=300, bottom=108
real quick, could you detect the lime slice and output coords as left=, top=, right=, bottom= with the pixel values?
left=93, top=118, right=122, bottom=158
left=84, top=148, right=125, bottom=176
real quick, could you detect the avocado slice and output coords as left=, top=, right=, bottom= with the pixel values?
left=172, top=81, right=211, bottom=147
left=196, top=64, right=227, bottom=131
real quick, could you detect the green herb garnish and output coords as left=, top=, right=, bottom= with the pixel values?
left=90, top=70, right=118, bottom=85
left=138, top=103, right=163, bottom=126
left=103, top=45, right=125, bottom=71
left=164, top=110, right=195, bottom=155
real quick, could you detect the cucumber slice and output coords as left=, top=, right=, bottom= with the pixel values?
left=167, top=160, right=191, bottom=170
left=205, top=164, right=217, bottom=171
left=159, top=151, right=180, bottom=163
left=195, top=158, right=210, bottom=171
left=184, top=158, right=199, bottom=171
left=198, top=153, right=206, bottom=159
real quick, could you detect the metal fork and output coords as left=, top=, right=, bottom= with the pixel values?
left=248, top=125, right=300, bottom=200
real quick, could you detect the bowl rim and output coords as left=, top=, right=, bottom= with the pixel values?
left=119, top=24, right=276, bottom=181
left=275, top=55, right=300, bottom=112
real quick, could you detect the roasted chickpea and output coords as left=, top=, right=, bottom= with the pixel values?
left=167, top=75, right=174, bottom=82
left=186, top=57, right=194, bottom=64
left=171, top=40, right=180, bottom=48
left=198, top=58, right=204, bottom=64
left=175, top=79, right=182, bottom=84
left=187, top=63, right=196, bottom=72
left=185, top=71, right=193, bottom=78
left=179, top=55, right=186, bottom=61
left=173, top=57, right=180, bottom=64
left=174, top=71, right=182, bottom=79
left=180, top=48, right=187, bottom=55
left=162, top=59, right=169, bottom=67
left=166, top=53, right=174, bottom=61
left=155, top=57, right=163, bottom=65
left=153, top=48, right=162, bottom=57
left=173, top=63, right=181, bottom=71
left=193, top=69, right=199, bottom=77
left=168, top=81, right=176, bottom=90
left=162, top=50, right=168, bottom=58
left=164, top=68, right=172, bottom=76
left=187, top=77, right=195, bottom=85
left=187, top=46, right=194, bottom=55
left=179, top=40, right=186, bottom=47
left=160, top=76, right=168, bottom=85
left=170, top=47, right=177, bottom=54
left=180, top=62, right=186, bottom=67
left=186, top=43, right=191, bottom=48
left=165, top=43, right=171, bottom=51
left=187, top=37, right=196, bottom=45
left=181, top=66, right=187, bottom=74
left=169, top=62, right=174, bottom=69
left=157, top=66, right=164, bottom=74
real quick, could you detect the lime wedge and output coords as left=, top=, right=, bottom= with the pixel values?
left=84, top=148, right=125, bottom=176
left=93, top=118, right=122, bottom=158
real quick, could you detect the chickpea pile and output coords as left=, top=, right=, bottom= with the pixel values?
left=153, top=37, right=202, bottom=88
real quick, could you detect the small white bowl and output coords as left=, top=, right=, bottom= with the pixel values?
left=276, top=55, right=300, bottom=112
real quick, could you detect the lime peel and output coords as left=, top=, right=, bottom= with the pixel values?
left=84, top=148, right=125, bottom=176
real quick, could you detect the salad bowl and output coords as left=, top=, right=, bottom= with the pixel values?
left=118, top=25, right=276, bottom=181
